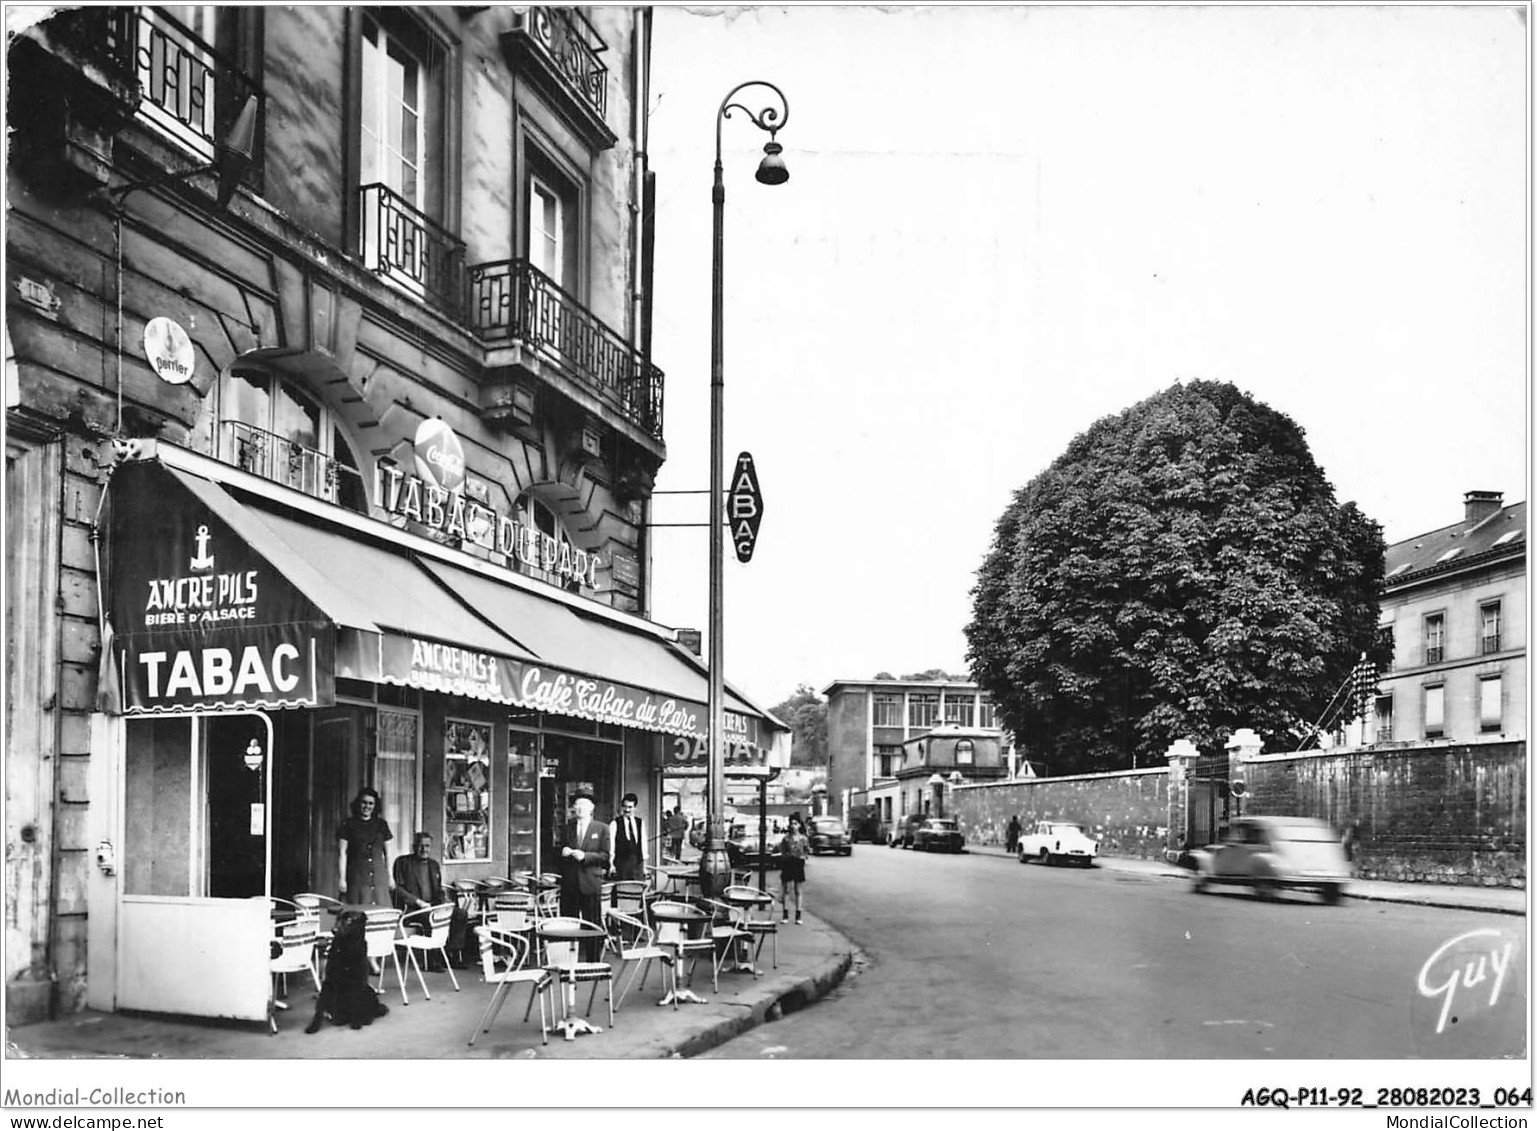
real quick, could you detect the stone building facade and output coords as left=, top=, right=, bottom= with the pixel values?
left=5, top=6, right=781, bottom=1027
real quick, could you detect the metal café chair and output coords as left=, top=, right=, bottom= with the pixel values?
left=268, top=904, right=321, bottom=1034
left=395, top=903, right=460, bottom=999
left=724, top=883, right=781, bottom=971
left=293, top=892, right=343, bottom=973
left=648, top=899, right=716, bottom=1004
left=467, top=926, right=552, bottom=1047
left=702, top=896, right=756, bottom=987
left=541, top=916, right=615, bottom=1033
left=603, top=907, right=672, bottom=1009
left=363, top=907, right=410, bottom=1004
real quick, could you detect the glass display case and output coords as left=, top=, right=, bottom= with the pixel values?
left=443, top=718, right=492, bottom=861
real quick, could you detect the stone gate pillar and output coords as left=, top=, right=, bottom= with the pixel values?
left=1164, top=738, right=1200, bottom=860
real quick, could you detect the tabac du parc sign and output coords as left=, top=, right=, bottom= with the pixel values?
left=110, top=463, right=330, bottom=711
left=377, top=418, right=601, bottom=591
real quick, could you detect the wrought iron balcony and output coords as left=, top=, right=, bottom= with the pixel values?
left=501, top=8, right=615, bottom=150
left=469, top=258, right=664, bottom=440
left=359, top=183, right=467, bottom=317
left=221, top=420, right=368, bottom=512
left=30, top=6, right=263, bottom=188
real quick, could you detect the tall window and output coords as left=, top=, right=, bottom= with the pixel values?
left=221, top=368, right=368, bottom=511
left=524, top=150, right=581, bottom=296
left=872, top=694, right=903, bottom=728
left=356, top=10, right=449, bottom=301
left=943, top=695, right=974, bottom=728
left=875, top=745, right=901, bottom=778
left=908, top=693, right=939, bottom=730
left=978, top=699, right=997, bottom=729
left=361, top=13, right=424, bottom=207
left=530, top=176, right=564, bottom=285
left=1423, top=613, right=1445, bottom=665
left=1480, top=602, right=1502, bottom=655
left=1479, top=676, right=1503, bottom=732
left=1424, top=684, right=1445, bottom=739
left=1374, top=694, right=1393, bottom=743
left=1376, top=623, right=1395, bottom=672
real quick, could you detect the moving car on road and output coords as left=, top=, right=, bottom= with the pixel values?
left=808, top=816, right=852, bottom=856
left=1189, top=815, right=1351, bottom=903
left=1018, top=820, right=1099, bottom=867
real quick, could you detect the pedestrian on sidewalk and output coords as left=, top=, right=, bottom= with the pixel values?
left=779, top=814, right=810, bottom=924
left=1005, top=813, right=1022, bottom=854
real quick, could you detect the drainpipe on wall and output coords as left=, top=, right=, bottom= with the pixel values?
left=630, top=8, right=653, bottom=617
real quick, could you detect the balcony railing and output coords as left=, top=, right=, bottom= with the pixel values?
left=510, top=7, right=608, bottom=124
left=469, top=258, right=664, bottom=440
left=54, top=6, right=263, bottom=183
left=359, top=183, right=467, bottom=317
left=221, top=420, right=367, bottom=510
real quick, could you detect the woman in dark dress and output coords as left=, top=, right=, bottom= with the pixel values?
left=338, top=788, right=394, bottom=907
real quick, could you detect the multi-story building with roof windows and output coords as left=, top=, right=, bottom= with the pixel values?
left=1372, top=491, right=1526, bottom=745
left=4, top=6, right=783, bottom=1027
left=822, top=677, right=1010, bottom=827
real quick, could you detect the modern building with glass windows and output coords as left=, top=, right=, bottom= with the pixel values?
left=4, top=6, right=782, bottom=1027
left=822, top=677, right=1009, bottom=827
left=1373, top=491, right=1525, bottom=745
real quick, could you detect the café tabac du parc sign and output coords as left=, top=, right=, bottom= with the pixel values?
left=377, top=419, right=600, bottom=591
left=383, top=635, right=767, bottom=765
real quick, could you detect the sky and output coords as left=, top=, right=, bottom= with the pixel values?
left=642, top=3, right=1530, bottom=712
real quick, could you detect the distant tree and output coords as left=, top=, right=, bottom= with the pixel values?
left=771, top=684, right=828, bottom=767
left=872, top=671, right=895, bottom=680
left=966, top=381, right=1386, bottom=775
left=900, top=668, right=966, bottom=682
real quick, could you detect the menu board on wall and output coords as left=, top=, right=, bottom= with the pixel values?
left=444, top=718, right=492, bottom=861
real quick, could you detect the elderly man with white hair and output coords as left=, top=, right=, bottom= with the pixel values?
left=558, top=792, right=612, bottom=959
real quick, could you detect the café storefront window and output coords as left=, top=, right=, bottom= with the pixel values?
left=444, top=718, right=492, bottom=860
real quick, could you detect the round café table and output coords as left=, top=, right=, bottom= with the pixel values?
left=536, top=919, right=609, bottom=1040
left=648, top=903, right=712, bottom=1006
left=720, top=888, right=773, bottom=975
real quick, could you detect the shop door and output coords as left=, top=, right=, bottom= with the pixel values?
left=117, top=713, right=273, bottom=1021
left=307, top=706, right=371, bottom=900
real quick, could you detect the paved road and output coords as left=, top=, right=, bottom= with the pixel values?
left=701, top=844, right=1526, bottom=1059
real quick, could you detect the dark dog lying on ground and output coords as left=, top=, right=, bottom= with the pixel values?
left=305, top=909, right=389, bottom=1033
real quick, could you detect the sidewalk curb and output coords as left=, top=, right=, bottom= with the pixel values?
left=664, top=942, right=855, bottom=1059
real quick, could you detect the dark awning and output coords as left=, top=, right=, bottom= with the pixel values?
left=106, top=455, right=780, bottom=752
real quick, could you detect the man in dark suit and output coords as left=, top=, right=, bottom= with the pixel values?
left=610, top=792, right=646, bottom=882
left=559, top=794, right=611, bottom=959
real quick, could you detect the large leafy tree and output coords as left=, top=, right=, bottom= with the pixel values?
left=966, top=381, right=1385, bottom=774
left=770, top=684, right=828, bottom=767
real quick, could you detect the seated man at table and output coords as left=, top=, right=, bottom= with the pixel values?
left=559, top=794, right=611, bottom=961
left=392, top=832, right=470, bottom=967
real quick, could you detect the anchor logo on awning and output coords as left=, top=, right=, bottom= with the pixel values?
left=190, top=525, right=215, bottom=572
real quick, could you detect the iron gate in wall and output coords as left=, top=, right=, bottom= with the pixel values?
left=1185, top=752, right=1232, bottom=849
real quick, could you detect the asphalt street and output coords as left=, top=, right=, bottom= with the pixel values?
left=700, top=843, right=1527, bottom=1059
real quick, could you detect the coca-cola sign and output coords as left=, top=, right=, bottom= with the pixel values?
left=413, top=417, right=466, bottom=495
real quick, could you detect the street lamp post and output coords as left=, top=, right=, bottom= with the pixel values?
left=700, top=81, right=790, bottom=901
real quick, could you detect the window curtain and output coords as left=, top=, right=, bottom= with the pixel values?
left=375, top=708, right=419, bottom=850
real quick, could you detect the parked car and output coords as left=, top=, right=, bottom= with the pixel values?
left=807, top=816, right=852, bottom=856
left=726, top=821, right=781, bottom=870
left=1018, top=820, right=1099, bottom=867
left=1189, top=815, right=1351, bottom=903
left=910, top=817, right=965, bottom=853
left=890, top=813, right=923, bottom=848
